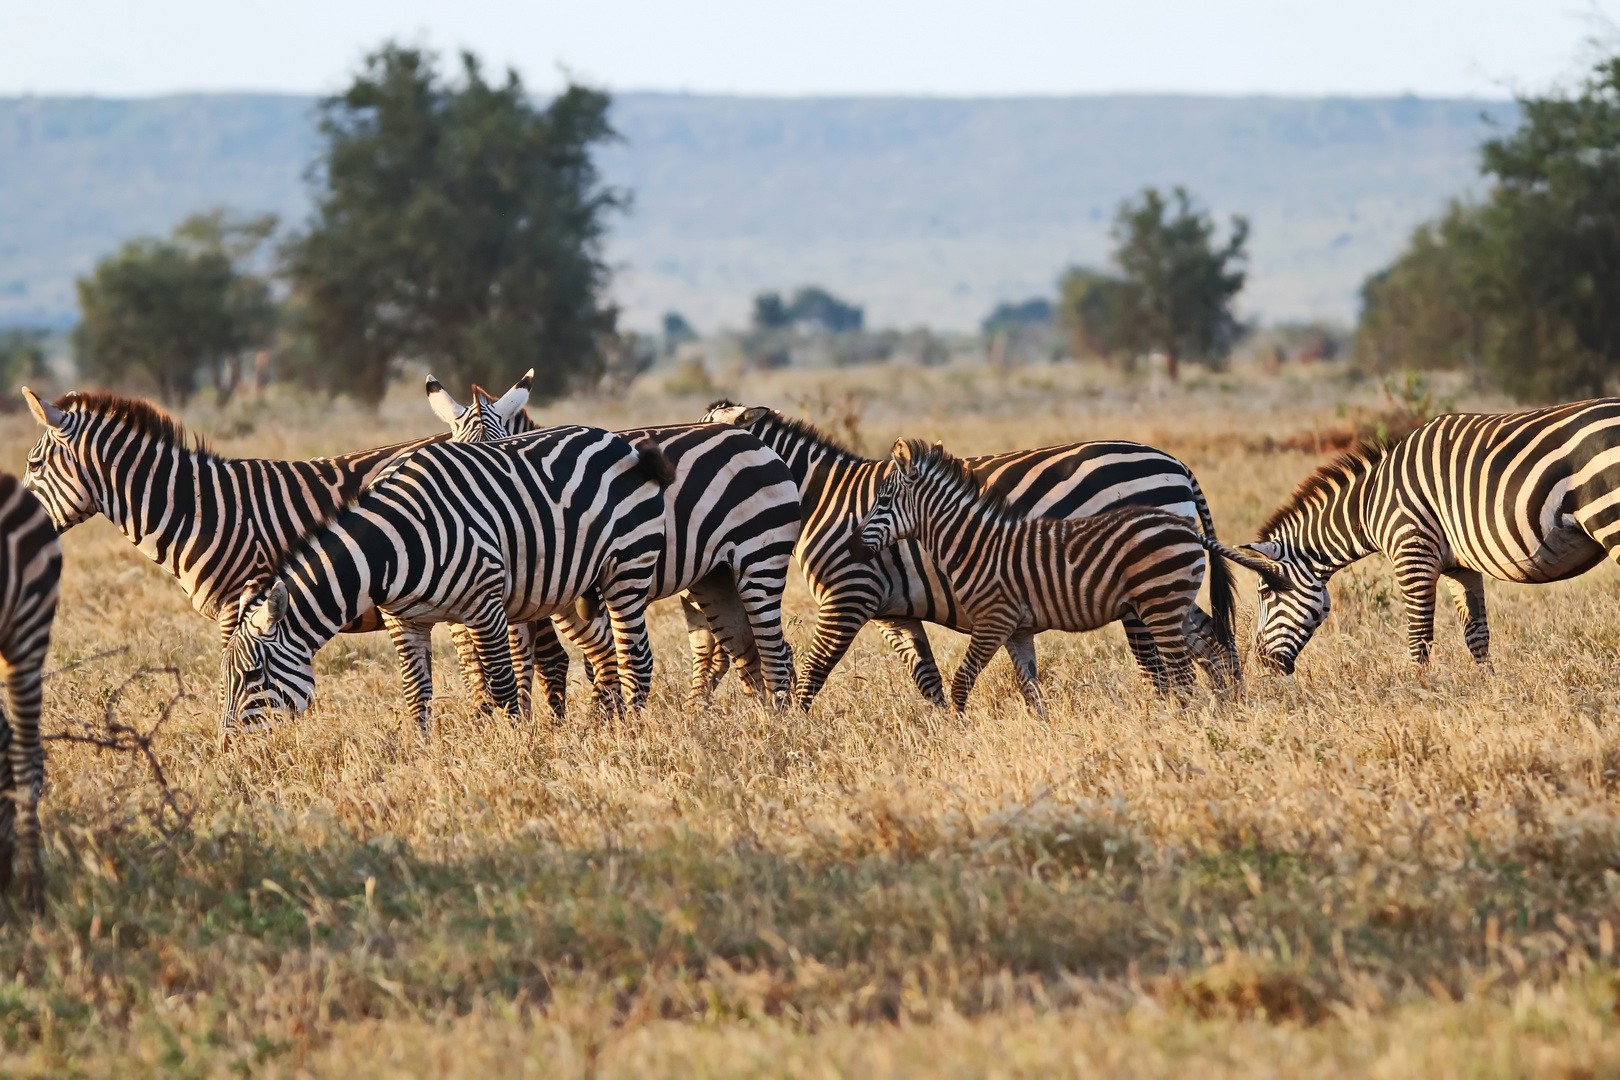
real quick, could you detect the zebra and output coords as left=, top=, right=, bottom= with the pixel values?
left=700, top=402, right=1238, bottom=709
left=220, top=426, right=674, bottom=731
left=425, top=373, right=800, bottom=706
left=20, top=388, right=439, bottom=649
left=852, top=439, right=1288, bottom=715
left=0, top=476, right=60, bottom=913
left=1249, top=399, right=1620, bottom=674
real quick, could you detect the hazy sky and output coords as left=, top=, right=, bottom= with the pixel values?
left=0, top=0, right=1609, bottom=98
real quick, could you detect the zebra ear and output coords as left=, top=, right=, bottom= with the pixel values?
left=491, top=370, right=532, bottom=424
left=738, top=406, right=771, bottom=425
left=21, top=387, right=65, bottom=430
left=1241, top=541, right=1283, bottom=561
left=250, top=581, right=289, bottom=633
left=891, top=438, right=917, bottom=476
left=425, top=376, right=467, bottom=423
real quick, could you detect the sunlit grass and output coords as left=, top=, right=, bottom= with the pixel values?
left=1, top=360, right=1618, bottom=1076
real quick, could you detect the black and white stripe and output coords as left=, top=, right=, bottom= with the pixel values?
left=853, top=440, right=1285, bottom=713
left=220, top=426, right=672, bottom=731
left=1251, top=399, right=1620, bottom=673
left=701, top=402, right=1237, bottom=709
left=0, top=475, right=61, bottom=912
left=21, top=388, right=438, bottom=646
left=426, top=374, right=801, bottom=706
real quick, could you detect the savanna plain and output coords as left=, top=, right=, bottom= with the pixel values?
left=3, top=359, right=1619, bottom=1078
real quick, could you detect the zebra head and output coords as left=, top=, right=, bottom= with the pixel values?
left=850, top=438, right=935, bottom=561
left=1244, top=539, right=1331, bottom=674
left=20, top=387, right=98, bottom=531
left=220, top=581, right=315, bottom=728
left=702, top=400, right=771, bottom=427
left=426, top=370, right=533, bottom=442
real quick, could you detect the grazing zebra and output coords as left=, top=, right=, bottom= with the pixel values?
left=1250, top=399, right=1620, bottom=673
left=0, top=476, right=60, bottom=913
left=220, top=426, right=673, bottom=731
left=425, top=374, right=801, bottom=706
left=852, top=440, right=1288, bottom=714
left=20, top=388, right=439, bottom=646
left=701, top=402, right=1237, bottom=709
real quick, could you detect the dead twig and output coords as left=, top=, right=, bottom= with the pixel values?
left=45, top=664, right=196, bottom=843
left=42, top=645, right=130, bottom=682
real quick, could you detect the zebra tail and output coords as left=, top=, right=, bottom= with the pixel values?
left=1191, top=476, right=1237, bottom=658
left=633, top=438, right=677, bottom=486
left=1202, top=537, right=1294, bottom=593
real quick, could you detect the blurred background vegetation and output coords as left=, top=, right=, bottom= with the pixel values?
left=8, top=43, right=1620, bottom=411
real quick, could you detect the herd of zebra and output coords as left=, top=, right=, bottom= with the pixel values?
left=0, top=381, right=1615, bottom=910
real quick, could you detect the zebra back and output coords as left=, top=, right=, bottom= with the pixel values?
left=22, top=388, right=441, bottom=625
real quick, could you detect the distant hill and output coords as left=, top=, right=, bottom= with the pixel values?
left=0, top=92, right=1516, bottom=332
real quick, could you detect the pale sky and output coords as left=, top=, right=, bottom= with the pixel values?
left=0, top=0, right=1608, bottom=98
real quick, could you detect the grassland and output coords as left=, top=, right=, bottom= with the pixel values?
left=2, top=358, right=1619, bottom=1077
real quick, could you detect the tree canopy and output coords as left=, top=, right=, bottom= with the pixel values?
left=73, top=211, right=276, bottom=406
left=1358, top=54, right=1620, bottom=401
left=282, top=44, right=622, bottom=404
left=1108, top=186, right=1249, bottom=379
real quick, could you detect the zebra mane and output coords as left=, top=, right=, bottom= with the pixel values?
left=54, top=390, right=212, bottom=455
left=1257, top=439, right=1391, bottom=539
left=911, top=441, right=1019, bottom=524
left=708, top=399, right=867, bottom=461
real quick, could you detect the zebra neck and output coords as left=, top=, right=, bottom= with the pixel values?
left=276, top=516, right=398, bottom=653
left=911, top=486, right=996, bottom=564
left=90, top=439, right=213, bottom=573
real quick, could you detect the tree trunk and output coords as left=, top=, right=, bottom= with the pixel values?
left=1164, top=346, right=1179, bottom=381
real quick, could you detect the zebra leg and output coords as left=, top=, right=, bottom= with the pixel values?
left=1003, top=627, right=1046, bottom=719
left=1184, top=607, right=1239, bottom=691
left=950, top=618, right=1015, bottom=715
left=554, top=601, right=620, bottom=715
left=506, top=621, right=536, bottom=722
left=730, top=562, right=797, bottom=704
left=382, top=613, right=436, bottom=736
left=1135, top=606, right=1199, bottom=697
left=532, top=619, right=570, bottom=721
left=600, top=589, right=655, bottom=713
left=448, top=623, right=490, bottom=708
left=461, top=596, right=520, bottom=720
left=679, top=592, right=729, bottom=706
left=686, top=569, right=766, bottom=699
left=875, top=618, right=948, bottom=707
left=1442, top=568, right=1491, bottom=664
left=0, top=658, right=43, bottom=913
left=1393, top=545, right=1442, bottom=665
left=795, top=608, right=867, bottom=711
left=1121, top=612, right=1170, bottom=692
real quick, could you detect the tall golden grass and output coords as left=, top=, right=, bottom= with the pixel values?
left=2, top=360, right=1619, bottom=1077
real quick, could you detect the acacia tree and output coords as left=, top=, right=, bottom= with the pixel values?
left=73, top=211, right=276, bottom=407
left=282, top=44, right=623, bottom=404
left=1110, top=186, right=1249, bottom=380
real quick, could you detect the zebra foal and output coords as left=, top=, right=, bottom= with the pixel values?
left=852, top=440, right=1287, bottom=715
left=220, top=426, right=672, bottom=731
left=1251, top=399, right=1620, bottom=673
left=0, top=476, right=60, bottom=912
left=701, top=402, right=1239, bottom=709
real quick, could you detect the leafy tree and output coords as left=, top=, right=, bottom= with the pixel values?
left=1109, top=186, right=1249, bottom=379
left=787, top=286, right=863, bottom=333
left=74, top=211, right=277, bottom=407
left=662, top=311, right=698, bottom=355
left=1467, top=57, right=1620, bottom=400
left=282, top=44, right=622, bottom=405
left=1056, top=268, right=1132, bottom=364
left=752, top=292, right=790, bottom=330
left=1355, top=201, right=1490, bottom=374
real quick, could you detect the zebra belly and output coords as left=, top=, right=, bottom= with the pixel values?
left=1463, top=523, right=1604, bottom=584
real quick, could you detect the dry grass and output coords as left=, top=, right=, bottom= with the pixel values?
left=2, top=359, right=1620, bottom=1076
